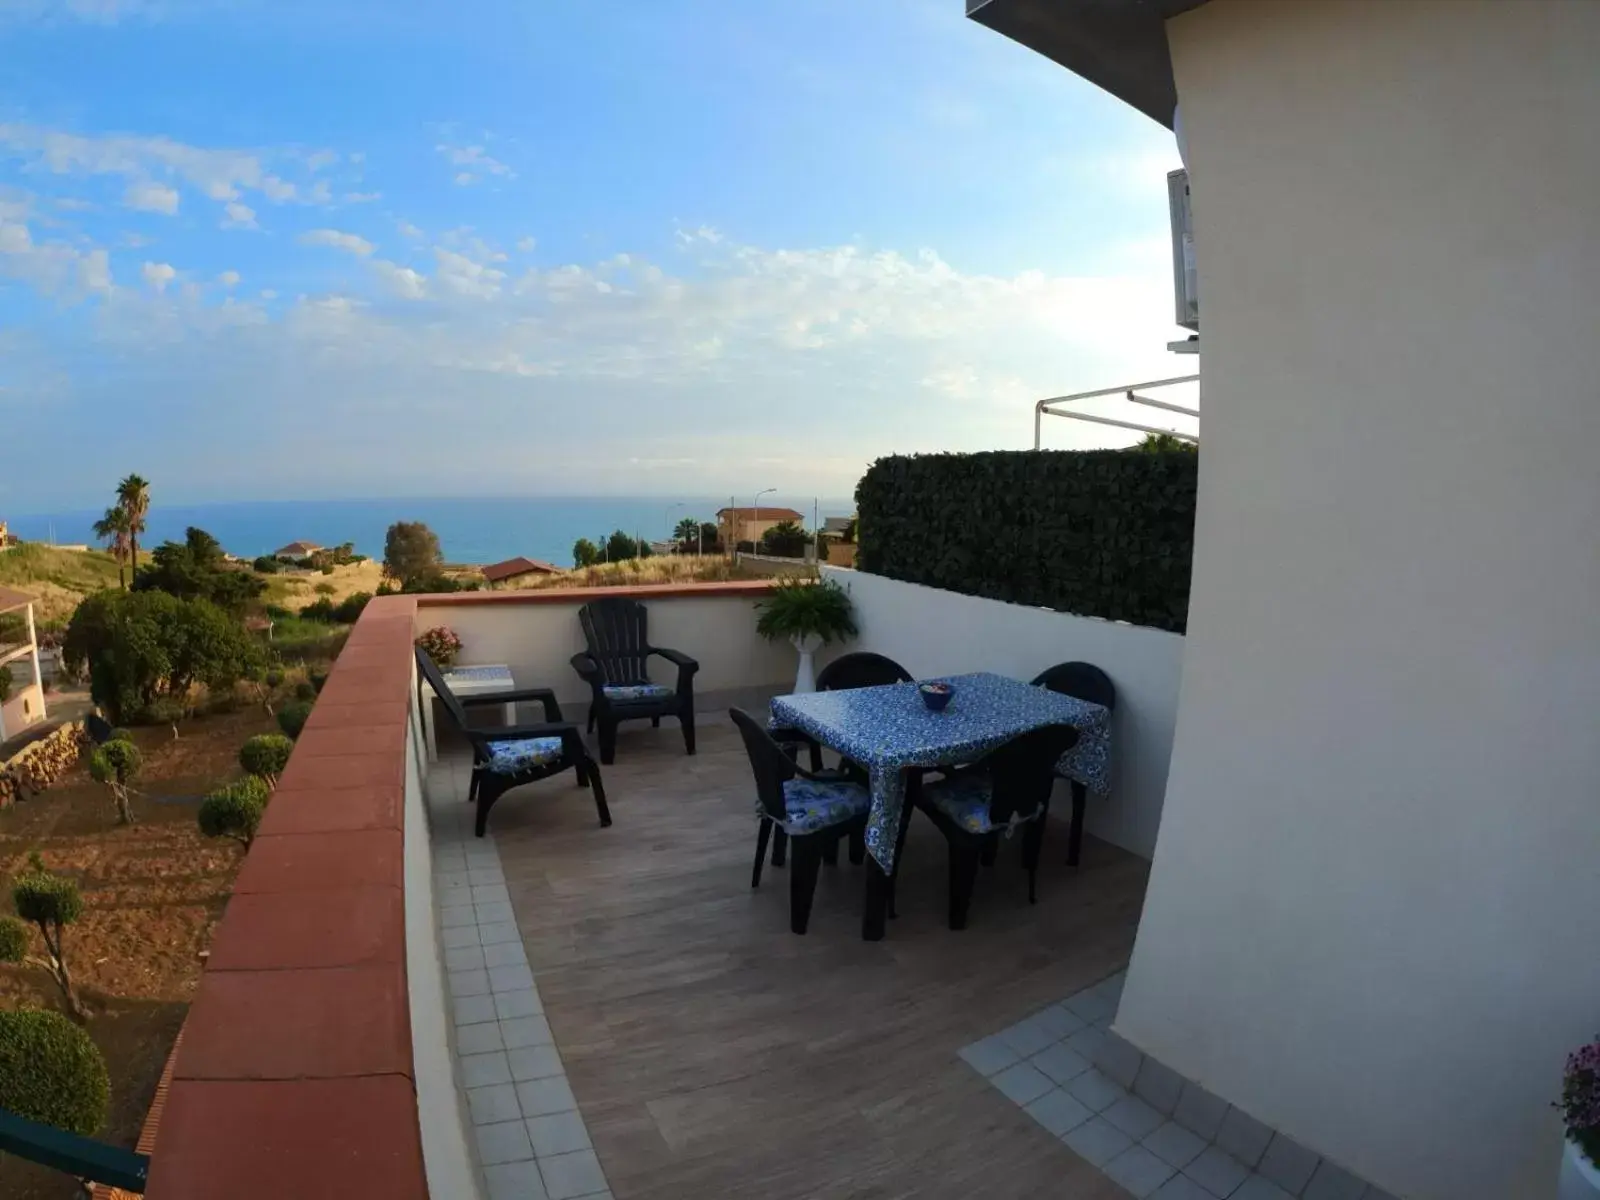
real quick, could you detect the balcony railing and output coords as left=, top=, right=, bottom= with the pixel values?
left=0, top=1108, right=149, bottom=1194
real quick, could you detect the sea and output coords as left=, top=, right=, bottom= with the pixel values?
left=5, top=496, right=854, bottom=567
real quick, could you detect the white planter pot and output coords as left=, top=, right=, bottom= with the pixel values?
left=1561, top=1138, right=1600, bottom=1199
left=790, top=633, right=823, bottom=694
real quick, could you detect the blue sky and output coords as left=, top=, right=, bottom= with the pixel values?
left=0, top=0, right=1186, bottom=510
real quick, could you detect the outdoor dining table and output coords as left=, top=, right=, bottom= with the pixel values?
left=769, top=671, right=1112, bottom=940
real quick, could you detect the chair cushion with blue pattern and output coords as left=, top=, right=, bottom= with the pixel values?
left=486, top=736, right=566, bottom=775
left=778, top=777, right=870, bottom=835
left=924, top=773, right=1043, bottom=835
left=602, top=682, right=675, bottom=702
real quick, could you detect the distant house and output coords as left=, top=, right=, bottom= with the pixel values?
left=821, top=516, right=853, bottom=537
left=480, top=557, right=564, bottom=587
left=0, top=520, right=16, bottom=550
left=716, top=506, right=804, bottom=547
left=0, top=587, right=47, bottom=741
left=275, top=541, right=322, bottom=559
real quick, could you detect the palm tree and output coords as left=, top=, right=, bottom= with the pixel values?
left=673, top=517, right=701, bottom=551
left=116, top=474, right=150, bottom=573
left=92, top=507, right=133, bottom=589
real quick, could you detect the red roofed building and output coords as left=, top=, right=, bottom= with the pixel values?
left=715, top=506, right=804, bottom=547
left=480, top=556, right=564, bottom=587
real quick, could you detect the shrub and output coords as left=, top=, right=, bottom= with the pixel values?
left=320, top=565, right=334, bottom=575
left=293, top=680, right=317, bottom=701
left=0, top=1010, right=110, bottom=1134
left=252, top=555, right=282, bottom=574
left=239, top=733, right=294, bottom=785
left=300, top=597, right=338, bottom=623
left=855, top=449, right=1198, bottom=634
left=264, top=668, right=285, bottom=688
left=277, top=700, right=313, bottom=739
left=13, top=860, right=87, bottom=1019
left=759, top=520, right=810, bottom=558
left=308, top=670, right=328, bottom=694
left=414, top=625, right=463, bottom=667
left=313, top=582, right=336, bottom=596
left=198, top=777, right=269, bottom=848
left=88, top=737, right=142, bottom=825
left=63, top=589, right=263, bottom=724
left=333, top=592, right=372, bottom=623
left=0, top=916, right=28, bottom=963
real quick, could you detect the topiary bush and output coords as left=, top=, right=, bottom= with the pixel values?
left=239, top=733, right=294, bottom=785
left=88, top=737, right=142, bottom=826
left=277, top=700, right=313, bottom=739
left=13, top=859, right=87, bottom=1019
left=855, top=448, right=1198, bottom=633
left=293, top=680, right=317, bottom=702
left=0, top=1009, right=110, bottom=1134
left=198, top=776, right=269, bottom=848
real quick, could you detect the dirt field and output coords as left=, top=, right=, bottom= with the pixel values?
left=0, top=707, right=273, bottom=1199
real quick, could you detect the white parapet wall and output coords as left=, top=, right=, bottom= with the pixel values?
left=819, top=567, right=1185, bottom=860
left=413, top=585, right=800, bottom=713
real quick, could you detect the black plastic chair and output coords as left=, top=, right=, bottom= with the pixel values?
left=912, top=723, right=1081, bottom=930
left=729, top=708, right=870, bottom=935
left=1031, top=661, right=1116, bottom=867
left=417, top=649, right=609, bottom=837
left=571, top=597, right=699, bottom=765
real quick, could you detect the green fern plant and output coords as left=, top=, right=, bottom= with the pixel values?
left=755, top=579, right=857, bottom=645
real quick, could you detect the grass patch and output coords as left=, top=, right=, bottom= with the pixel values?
left=513, top=555, right=776, bottom=591
left=0, top=544, right=125, bottom=622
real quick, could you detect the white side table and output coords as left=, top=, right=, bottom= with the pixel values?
left=421, top=663, right=518, bottom=762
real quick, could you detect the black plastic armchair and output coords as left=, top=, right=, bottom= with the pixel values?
left=1031, top=661, right=1117, bottom=867
left=570, top=597, right=699, bottom=764
left=416, top=649, right=609, bottom=837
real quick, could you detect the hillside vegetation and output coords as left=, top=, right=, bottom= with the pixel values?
left=0, top=544, right=125, bottom=623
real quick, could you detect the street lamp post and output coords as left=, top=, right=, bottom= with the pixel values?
left=751, top=487, right=776, bottom=556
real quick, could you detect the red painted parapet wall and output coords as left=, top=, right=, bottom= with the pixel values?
left=144, top=595, right=426, bottom=1199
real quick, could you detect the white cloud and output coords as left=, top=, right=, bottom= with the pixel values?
left=298, top=228, right=374, bottom=256
left=516, top=236, right=536, bottom=252
left=120, top=230, right=152, bottom=247
left=122, top=179, right=179, bottom=214
left=344, top=191, right=381, bottom=204
left=436, top=142, right=512, bottom=185
left=397, top=220, right=423, bottom=239
left=141, top=261, right=175, bottom=292
left=371, top=259, right=426, bottom=300
left=433, top=248, right=504, bottom=299
left=217, top=269, right=240, bottom=288
left=221, top=200, right=257, bottom=229
left=0, top=216, right=114, bottom=296
left=259, top=175, right=296, bottom=202
left=259, top=288, right=277, bottom=300
left=304, top=149, right=338, bottom=172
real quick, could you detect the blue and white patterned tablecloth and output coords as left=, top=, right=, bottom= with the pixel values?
left=444, top=665, right=513, bottom=685
left=769, top=672, right=1111, bottom=871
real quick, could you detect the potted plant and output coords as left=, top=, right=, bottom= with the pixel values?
left=1559, top=1039, right=1600, bottom=1198
left=414, top=625, right=464, bottom=669
left=755, top=578, right=857, bottom=693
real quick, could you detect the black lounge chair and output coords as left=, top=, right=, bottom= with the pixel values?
left=416, top=649, right=609, bottom=837
left=571, top=597, right=699, bottom=765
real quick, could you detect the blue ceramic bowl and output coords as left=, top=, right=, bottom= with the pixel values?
left=919, top=682, right=955, bottom=712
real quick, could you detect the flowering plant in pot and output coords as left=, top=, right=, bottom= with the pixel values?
left=414, top=625, right=464, bottom=668
left=1558, top=1038, right=1600, bottom=1198
left=755, top=578, right=856, bottom=693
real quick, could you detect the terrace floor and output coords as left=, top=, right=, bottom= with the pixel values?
left=431, top=713, right=1150, bottom=1200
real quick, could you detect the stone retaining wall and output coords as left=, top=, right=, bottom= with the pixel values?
left=0, top=721, right=87, bottom=808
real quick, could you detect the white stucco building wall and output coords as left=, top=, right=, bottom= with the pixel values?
left=820, top=567, right=1184, bottom=860
left=1115, top=2, right=1600, bottom=1197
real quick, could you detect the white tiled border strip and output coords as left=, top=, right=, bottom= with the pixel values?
left=959, top=973, right=1398, bottom=1200
left=430, top=761, right=613, bottom=1200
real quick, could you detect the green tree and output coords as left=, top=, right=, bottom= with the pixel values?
left=759, top=520, right=810, bottom=558
left=673, top=517, right=701, bottom=549
left=383, top=521, right=443, bottom=589
left=91, top=506, right=133, bottom=589
left=134, top=526, right=264, bottom=613
left=605, top=530, right=648, bottom=562
left=115, top=474, right=151, bottom=573
left=0, top=1009, right=110, bottom=1134
left=277, top=699, right=314, bottom=739
left=239, top=733, right=293, bottom=786
left=1133, top=432, right=1197, bottom=453
left=88, top=737, right=142, bottom=826
left=572, top=538, right=600, bottom=568
left=12, top=855, right=87, bottom=1020
left=199, top=776, right=270, bottom=849
left=63, top=589, right=262, bottom=724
